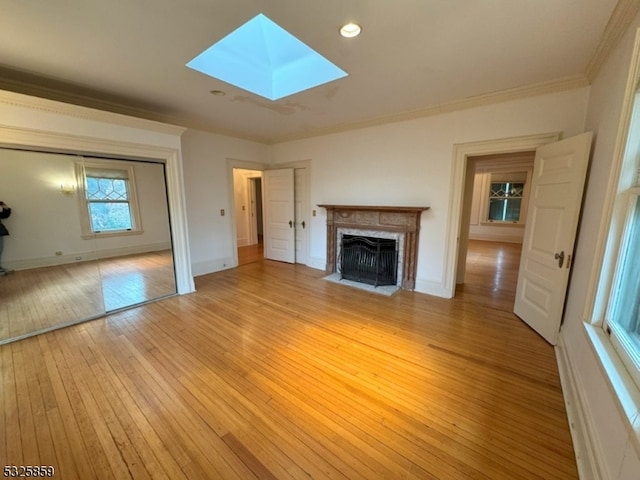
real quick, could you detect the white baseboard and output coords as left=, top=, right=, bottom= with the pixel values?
left=191, top=257, right=235, bottom=277
left=308, top=256, right=326, bottom=271
left=556, top=332, right=608, bottom=480
left=413, top=278, right=450, bottom=298
left=5, top=242, right=172, bottom=271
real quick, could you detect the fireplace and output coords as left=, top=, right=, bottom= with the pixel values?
left=319, top=205, right=430, bottom=290
left=340, top=235, right=398, bottom=286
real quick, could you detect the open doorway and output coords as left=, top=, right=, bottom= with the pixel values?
left=450, top=133, right=592, bottom=343
left=233, top=168, right=264, bottom=265
left=445, top=133, right=560, bottom=298
left=456, top=151, right=534, bottom=310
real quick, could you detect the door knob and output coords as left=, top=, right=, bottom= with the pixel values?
left=301, top=220, right=306, bottom=229
left=554, top=251, right=565, bottom=268
left=289, top=220, right=293, bottom=228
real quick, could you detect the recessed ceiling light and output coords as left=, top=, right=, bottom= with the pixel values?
left=209, top=90, right=226, bottom=96
left=340, top=22, right=361, bottom=38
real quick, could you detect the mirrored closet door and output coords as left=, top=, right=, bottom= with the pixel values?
left=0, top=148, right=176, bottom=344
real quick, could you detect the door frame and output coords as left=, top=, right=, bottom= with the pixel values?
left=444, top=132, right=561, bottom=298
left=227, top=159, right=268, bottom=267
left=227, top=158, right=311, bottom=267
left=247, top=176, right=262, bottom=246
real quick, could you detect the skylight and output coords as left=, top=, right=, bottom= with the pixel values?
left=186, top=14, right=348, bottom=101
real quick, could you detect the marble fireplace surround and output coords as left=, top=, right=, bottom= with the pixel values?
left=319, top=205, right=430, bottom=290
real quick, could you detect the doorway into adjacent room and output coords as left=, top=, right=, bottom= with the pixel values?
left=233, top=168, right=264, bottom=266
left=451, top=133, right=593, bottom=345
left=230, top=161, right=310, bottom=268
left=457, top=151, right=533, bottom=309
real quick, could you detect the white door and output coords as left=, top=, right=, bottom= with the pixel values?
left=263, top=168, right=295, bottom=263
left=294, top=168, right=309, bottom=265
left=514, top=132, right=593, bottom=345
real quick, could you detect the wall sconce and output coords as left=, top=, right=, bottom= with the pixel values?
left=60, top=183, right=76, bottom=195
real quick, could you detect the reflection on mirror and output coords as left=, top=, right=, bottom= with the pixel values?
left=80, top=158, right=176, bottom=311
left=0, top=148, right=176, bottom=344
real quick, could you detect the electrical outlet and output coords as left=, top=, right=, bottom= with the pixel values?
left=220, top=209, right=225, bottom=216
left=312, top=209, right=317, bottom=216
left=55, top=251, right=63, bottom=256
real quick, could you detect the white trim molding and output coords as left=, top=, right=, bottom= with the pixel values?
left=0, top=89, right=195, bottom=295
left=4, top=242, right=172, bottom=272
left=586, top=0, right=640, bottom=82
left=443, top=132, right=561, bottom=298
left=272, top=76, right=588, bottom=144
left=556, top=331, right=611, bottom=480
left=0, top=89, right=186, bottom=136
left=226, top=158, right=270, bottom=268
left=0, top=73, right=589, bottom=146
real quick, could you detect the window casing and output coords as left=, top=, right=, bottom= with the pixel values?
left=488, top=180, right=525, bottom=222
left=479, top=170, right=531, bottom=225
left=604, top=187, right=640, bottom=388
left=77, top=160, right=143, bottom=239
left=597, top=82, right=640, bottom=391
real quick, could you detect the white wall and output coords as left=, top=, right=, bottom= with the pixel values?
left=271, top=88, right=589, bottom=296
left=559, top=19, right=640, bottom=480
left=180, top=129, right=269, bottom=275
left=0, top=149, right=172, bottom=269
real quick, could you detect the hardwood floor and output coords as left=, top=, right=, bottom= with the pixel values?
left=0, top=250, right=176, bottom=342
left=0, top=240, right=578, bottom=479
left=238, top=241, right=264, bottom=266
left=458, top=239, right=522, bottom=311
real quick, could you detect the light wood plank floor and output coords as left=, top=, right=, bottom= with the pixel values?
left=0, top=250, right=176, bottom=342
left=0, top=240, right=578, bottom=479
left=238, top=241, right=264, bottom=266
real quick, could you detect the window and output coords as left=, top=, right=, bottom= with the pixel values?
left=77, top=160, right=142, bottom=238
left=86, top=176, right=132, bottom=231
left=597, top=81, right=640, bottom=391
left=604, top=188, right=640, bottom=387
left=488, top=181, right=524, bottom=222
left=481, top=170, right=530, bottom=224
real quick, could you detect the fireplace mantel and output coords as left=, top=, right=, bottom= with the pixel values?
left=319, top=205, right=430, bottom=290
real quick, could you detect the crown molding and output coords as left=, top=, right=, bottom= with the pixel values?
left=0, top=89, right=187, bottom=137
left=269, top=75, right=590, bottom=144
left=0, top=76, right=270, bottom=144
left=1, top=73, right=590, bottom=146
left=1, top=2, right=633, bottom=146
left=586, top=0, right=640, bottom=82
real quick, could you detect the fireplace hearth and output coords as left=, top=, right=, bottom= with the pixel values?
left=319, top=205, right=430, bottom=290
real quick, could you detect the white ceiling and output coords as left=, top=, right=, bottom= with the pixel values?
left=0, top=0, right=622, bottom=143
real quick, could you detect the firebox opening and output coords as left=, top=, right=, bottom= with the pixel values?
left=340, top=235, right=398, bottom=287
